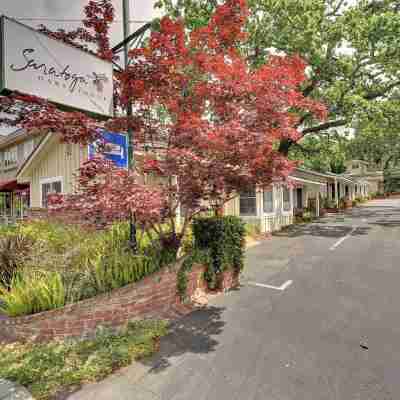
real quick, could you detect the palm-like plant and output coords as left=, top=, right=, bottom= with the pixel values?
left=0, top=235, right=31, bottom=287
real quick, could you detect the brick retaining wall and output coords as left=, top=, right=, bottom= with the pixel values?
left=1, top=263, right=239, bottom=342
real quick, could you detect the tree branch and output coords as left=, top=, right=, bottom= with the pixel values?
left=364, top=80, right=400, bottom=100
left=300, top=119, right=347, bottom=135
left=326, top=0, right=347, bottom=17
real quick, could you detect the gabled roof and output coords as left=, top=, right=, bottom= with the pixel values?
left=0, top=129, right=42, bottom=150
left=16, top=132, right=54, bottom=181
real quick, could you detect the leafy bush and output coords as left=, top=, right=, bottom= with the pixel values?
left=296, top=210, right=314, bottom=223
left=0, top=271, right=66, bottom=317
left=0, top=320, right=168, bottom=400
left=18, top=220, right=87, bottom=254
left=245, top=222, right=261, bottom=238
left=322, top=198, right=336, bottom=209
left=0, top=235, right=32, bottom=287
left=86, top=250, right=160, bottom=296
left=192, top=216, right=245, bottom=288
left=0, top=220, right=175, bottom=316
left=0, top=224, right=18, bottom=237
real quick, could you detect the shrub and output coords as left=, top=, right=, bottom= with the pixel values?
left=86, top=250, right=160, bottom=296
left=0, top=220, right=176, bottom=315
left=0, top=235, right=32, bottom=287
left=0, top=224, right=18, bottom=237
left=323, top=198, right=336, bottom=209
left=302, top=211, right=313, bottom=222
left=245, top=223, right=261, bottom=238
left=0, top=271, right=66, bottom=317
left=192, top=216, right=245, bottom=288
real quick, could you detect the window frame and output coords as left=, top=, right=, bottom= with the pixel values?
left=282, top=187, right=292, bottom=214
left=23, top=139, right=35, bottom=160
left=263, top=187, right=275, bottom=215
left=239, top=187, right=258, bottom=217
left=4, top=146, right=18, bottom=167
left=40, top=176, right=63, bottom=208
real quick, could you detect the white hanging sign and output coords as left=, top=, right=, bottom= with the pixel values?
left=0, top=16, right=114, bottom=117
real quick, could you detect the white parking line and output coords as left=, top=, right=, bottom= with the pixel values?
left=329, top=227, right=358, bottom=251
left=248, top=280, right=293, bottom=291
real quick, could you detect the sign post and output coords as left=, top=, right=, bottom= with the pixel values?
left=122, top=0, right=138, bottom=252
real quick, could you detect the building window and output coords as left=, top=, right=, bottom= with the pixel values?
left=40, top=177, right=63, bottom=208
left=23, top=140, right=34, bottom=160
left=4, top=146, right=17, bottom=167
left=240, top=188, right=257, bottom=216
left=263, top=189, right=274, bottom=214
left=283, top=187, right=291, bottom=212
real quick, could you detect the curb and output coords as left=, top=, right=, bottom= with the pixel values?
left=0, top=379, right=34, bottom=400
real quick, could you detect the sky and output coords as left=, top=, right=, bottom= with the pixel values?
left=0, top=0, right=162, bottom=135
left=0, top=0, right=161, bottom=45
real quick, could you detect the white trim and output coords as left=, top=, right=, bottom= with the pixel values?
left=39, top=176, right=64, bottom=208
left=282, top=186, right=293, bottom=215
left=262, top=187, right=275, bottom=216
left=289, top=176, right=326, bottom=187
left=239, top=188, right=258, bottom=217
left=17, top=132, right=52, bottom=180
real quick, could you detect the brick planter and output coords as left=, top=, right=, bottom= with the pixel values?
left=325, top=208, right=339, bottom=213
left=344, top=200, right=353, bottom=209
left=1, top=262, right=240, bottom=343
left=217, top=269, right=240, bottom=292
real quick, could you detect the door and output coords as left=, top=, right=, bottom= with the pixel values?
left=296, top=188, right=303, bottom=209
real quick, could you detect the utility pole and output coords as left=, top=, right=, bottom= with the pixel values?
left=123, top=0, right=137, bottom=252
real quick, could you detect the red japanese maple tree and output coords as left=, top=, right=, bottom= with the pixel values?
left=0, top=0, right=326, bottom=250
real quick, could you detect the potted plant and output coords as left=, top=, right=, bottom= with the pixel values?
left=319, top=195, right=327, bottom=217
left=325, top=199, right=338, bottom=213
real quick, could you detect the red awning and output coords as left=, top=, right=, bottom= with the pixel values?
left=0, top=180, right=29, bottom=192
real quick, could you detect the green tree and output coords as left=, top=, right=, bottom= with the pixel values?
left=156, top=0, right=400, bottom=154
left=347, top=99, right=400, bottom=170
left=289, top=133, right=349, bottom=173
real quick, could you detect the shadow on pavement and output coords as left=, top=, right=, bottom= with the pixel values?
left=369, top=220, right=400, bottom=228
left=274, top=224, right=371, bottom=239
left=140, top=306, right=225, bottom=374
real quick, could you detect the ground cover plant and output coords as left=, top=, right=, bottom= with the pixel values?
left=0, top=320, right=168, bottom=400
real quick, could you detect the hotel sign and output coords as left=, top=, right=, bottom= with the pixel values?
left=0, top=16, right=114, bottom=117
left=89, top=131, right=128, bottom=169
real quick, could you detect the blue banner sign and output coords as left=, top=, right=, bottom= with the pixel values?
left=89, top=131, right=128, bottom=169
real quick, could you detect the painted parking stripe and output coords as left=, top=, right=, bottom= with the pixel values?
left=248, top=280, right=293, bottom=291
left=329, top=227, right=358, bottom=251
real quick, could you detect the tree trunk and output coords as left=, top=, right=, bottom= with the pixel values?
left=278, top=139, right=293, bottom=156
left=129, top=214, right=138, bottom=252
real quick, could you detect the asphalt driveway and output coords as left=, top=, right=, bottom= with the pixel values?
left=70, top=199, right=400, bottom=400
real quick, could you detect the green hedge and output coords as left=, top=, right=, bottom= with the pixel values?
left=192, top=216, right=245, bottom=283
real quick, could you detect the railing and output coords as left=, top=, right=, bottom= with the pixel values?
left=0, top=161, right=19, bottom=173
